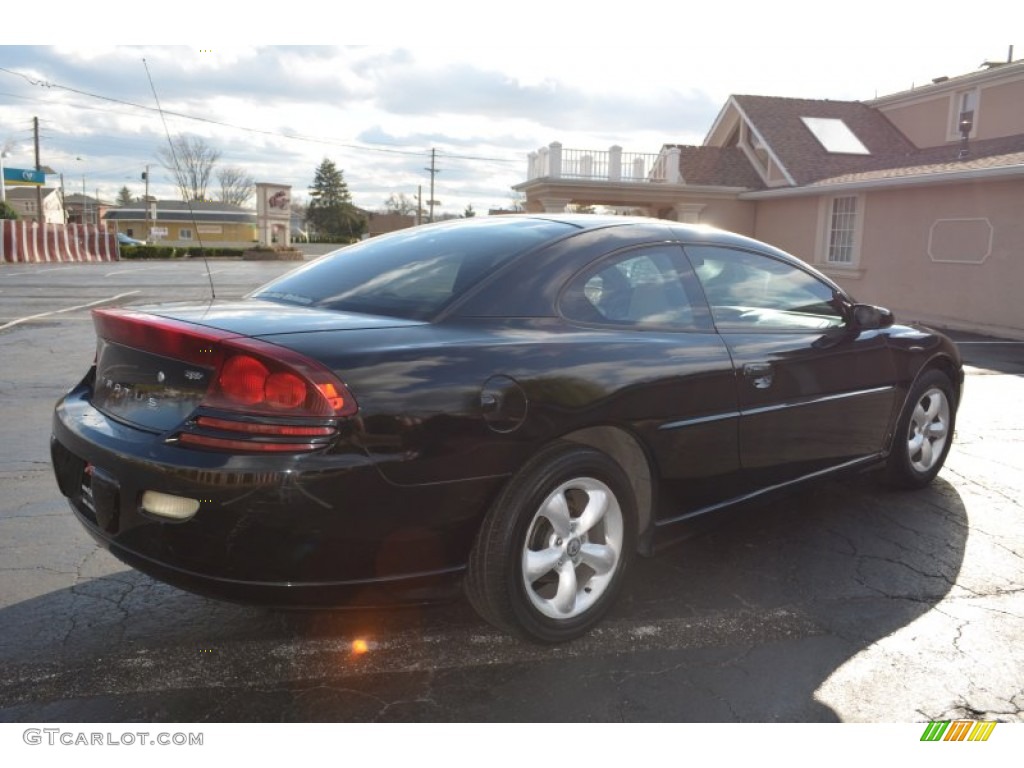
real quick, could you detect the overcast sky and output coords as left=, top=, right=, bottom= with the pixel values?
left=0, top=9, right=1018, bottom=215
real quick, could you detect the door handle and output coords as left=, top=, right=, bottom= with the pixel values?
left=743, top=363, right=774, bottom=389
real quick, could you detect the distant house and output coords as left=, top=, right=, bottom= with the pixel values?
left=515, top=59, right=1024, bottom=338
left=104, top=200, right=257, bottom=247
left=63, top=192, right=113, bottom=228
left=4, top=187, right=65, bottom=224
left=364, top=211, right=416, bottom=237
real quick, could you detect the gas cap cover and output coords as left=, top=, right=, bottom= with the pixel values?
left=479, top=375, right=528, bottom=433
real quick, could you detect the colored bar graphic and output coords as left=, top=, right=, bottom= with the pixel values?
left=920, top=720, right=996, bottom=742
left=968, top=721, right=997, bottom=741
left=921, top=721, right=950, bottom=741
left=945, top=720, right=972, bottom=740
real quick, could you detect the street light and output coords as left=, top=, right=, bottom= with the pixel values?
left=0, top=150, right=8, bottom=204
left=75, top=157, right=87, bottom=226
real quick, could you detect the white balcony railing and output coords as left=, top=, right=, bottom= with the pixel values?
left=526, top=143, right=681, bottom=184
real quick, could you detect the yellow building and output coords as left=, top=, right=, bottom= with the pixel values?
left=104, top=201, right=257, bottom=247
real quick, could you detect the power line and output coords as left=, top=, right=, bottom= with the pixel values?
left=0, top=67, right=519, bottom=168
left=1, top=65, right=523, bottom=213
left=0, top=66, right=451, bottom=160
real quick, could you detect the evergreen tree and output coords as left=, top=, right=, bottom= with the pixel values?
left=307, top=158, right=365, bottom=240
left=115, top=186, right=135, bottom=206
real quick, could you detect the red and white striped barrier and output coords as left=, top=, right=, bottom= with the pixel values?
left=0, top=221, right=119, bottom=264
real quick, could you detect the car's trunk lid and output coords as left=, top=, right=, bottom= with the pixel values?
left=89, top=300, right=421, bottom=431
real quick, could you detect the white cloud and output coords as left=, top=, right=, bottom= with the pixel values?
left=1, top=28, right=1020, bottom=214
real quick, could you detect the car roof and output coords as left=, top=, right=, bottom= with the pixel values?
left=492, top=213, right=800, bottom=260
left=445, top=214, right=840, bottom=319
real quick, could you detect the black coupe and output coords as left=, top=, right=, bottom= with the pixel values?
left=51, top=215, right=962, bottom=641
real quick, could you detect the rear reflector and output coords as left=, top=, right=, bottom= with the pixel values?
left=141, top=491, right=200, bottom=520
left=194, top=416, right=335, bottom=437
left=180, top=414, right=336, bottom=453
left=178, top=433, right=322, bottom=452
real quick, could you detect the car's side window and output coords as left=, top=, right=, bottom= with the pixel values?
left=560, top=245, right=704, bottom=330
left=685, top=245, right=845, bottom=331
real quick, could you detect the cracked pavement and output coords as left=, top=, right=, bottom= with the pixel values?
left=0, top=262, right=1021, bottom=722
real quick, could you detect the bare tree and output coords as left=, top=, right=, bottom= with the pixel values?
left=156, top=136, right=221, bottom=202
left=507, top=191, right=526, bottom=212
left=216, top=165, right=255, bottom=207
left=383, top=192, right=417, bottom=216
left=290, top=200, right=309, bottom=239
left=567, top=203, right=596, bottom=214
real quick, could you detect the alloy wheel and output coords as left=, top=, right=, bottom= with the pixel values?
left=520, top=476, right=624, bottom=620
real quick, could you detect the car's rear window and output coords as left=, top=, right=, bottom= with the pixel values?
left=252, top=217, right=573, bottom=320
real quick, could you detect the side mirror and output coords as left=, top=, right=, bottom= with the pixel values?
left=850, top=303, right=894, bottom=330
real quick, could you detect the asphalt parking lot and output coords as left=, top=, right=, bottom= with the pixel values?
left=0, top=259, right=1022, bottom=722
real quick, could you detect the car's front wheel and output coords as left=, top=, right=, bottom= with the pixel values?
left=465, top=442, right=636, bottom=642
left=884, top=369, right=956, bottom=489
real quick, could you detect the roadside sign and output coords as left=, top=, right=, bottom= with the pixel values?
left=2, top=168, right=46, bottom=186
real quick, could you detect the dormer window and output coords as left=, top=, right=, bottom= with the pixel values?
left=800, top=117, right=870, bottom=154
left=741, top=122, right=770, bottom=170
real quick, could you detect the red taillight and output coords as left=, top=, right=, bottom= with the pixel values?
left=92, top=308, right=358, bottom=452
left=218, top=355, right=270, bottom=405
left=204, top=340, right=357, bottom=418
left=265, top=371, right=307, bottom=409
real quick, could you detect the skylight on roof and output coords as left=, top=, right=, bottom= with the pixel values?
left=800, top=117, right=870, bottom=155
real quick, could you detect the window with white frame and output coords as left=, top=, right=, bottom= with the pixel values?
left=826, top=196, right=858, bottom=265
left=179, top=228, right=193, bottom=240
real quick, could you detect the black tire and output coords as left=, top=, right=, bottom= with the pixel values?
left=883, top=369, right=956, bottom=489
left=465, top=442, right=637, bottom=643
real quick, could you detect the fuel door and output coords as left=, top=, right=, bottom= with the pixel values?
left=479, top=375, right=528, bottom=433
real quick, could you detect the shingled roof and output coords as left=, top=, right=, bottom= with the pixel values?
left=731, top=95, right=919, bottom=185
left=674, top=145, right=765, bottom=188
left=806, top=134, right=1024, bottom=187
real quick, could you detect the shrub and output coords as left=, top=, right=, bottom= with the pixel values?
left=0, top=201, right=19, bottom=220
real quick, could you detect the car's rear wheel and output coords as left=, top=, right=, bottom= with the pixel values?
left=884, top=369, right=956, bottom=489
left=465, top=442, right=636, bottom=642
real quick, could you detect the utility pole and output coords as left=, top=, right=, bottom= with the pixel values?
left=33, top=117, right=43, bottom=222
left=143, top=165, right=151, bottom=238
left=417, top=185, right=422, bottom=226
left=424, top=148, right=440, bottom=223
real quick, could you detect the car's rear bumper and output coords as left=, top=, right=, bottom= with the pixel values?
left=51, top=383, right=503, bottom=606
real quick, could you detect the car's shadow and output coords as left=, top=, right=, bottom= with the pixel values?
left=0, top=474, right=967, bottom=722
left=951, top=333, right=1024, bottom=376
